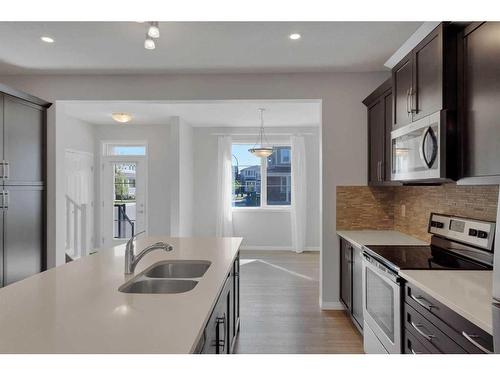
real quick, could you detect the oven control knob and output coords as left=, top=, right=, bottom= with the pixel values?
left=435, top=222, right=444, bottom=229
left=477, top=230, right=488, bottom=239
left=469, top=229, right=478, bottom=237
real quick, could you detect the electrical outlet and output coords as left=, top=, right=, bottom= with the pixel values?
left=401, top=204, right=406, bottom=218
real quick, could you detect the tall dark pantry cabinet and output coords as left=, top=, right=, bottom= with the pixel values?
left=0, top=84, right=50, bottom=287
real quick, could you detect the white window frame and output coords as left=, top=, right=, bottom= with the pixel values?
left=232, top=142, right=292, bottom=212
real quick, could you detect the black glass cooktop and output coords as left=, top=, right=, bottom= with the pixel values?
left=364, top=245, right=492, bottom=272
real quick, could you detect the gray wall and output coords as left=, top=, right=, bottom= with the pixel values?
left=0, top=71, right=388, bottom=308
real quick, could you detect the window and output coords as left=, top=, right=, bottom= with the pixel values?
left=267, top=146, right=292, bottom=206
left=104, top=143, right=147, bottom=156
left=113, top=162, right=137, bottom=239
left=232, top=144, right=261, bottom=207
left=280, top=148, right=291, bottom=164
left=232, top=144, right=291, bottom=208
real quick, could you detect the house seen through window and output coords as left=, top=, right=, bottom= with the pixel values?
left=232, top=144, right=291, bottom=207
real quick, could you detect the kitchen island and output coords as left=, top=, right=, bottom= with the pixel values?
left=0, top=236, right=242, bottom=353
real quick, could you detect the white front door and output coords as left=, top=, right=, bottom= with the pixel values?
left=102, top=157, right=147, bottom=248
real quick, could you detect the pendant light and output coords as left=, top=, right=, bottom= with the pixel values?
left=248, top=108, right=274, bottom=158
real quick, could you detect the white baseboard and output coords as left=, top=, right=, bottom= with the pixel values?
left=240, top=245, right=320, bottom=252
left=320, top=301, right=345, bottom=310
left=305, top=246, right=320, bottom=252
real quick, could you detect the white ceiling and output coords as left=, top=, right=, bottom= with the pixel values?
left=0, top=22, right=422, bottom=74
left=61, top=100, right=321, bottom=127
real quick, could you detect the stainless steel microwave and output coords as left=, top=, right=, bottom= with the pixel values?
left=391, top=111, right=454, bottom=182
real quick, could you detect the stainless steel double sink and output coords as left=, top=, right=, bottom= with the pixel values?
left=119, top=260, right=211, bottom=294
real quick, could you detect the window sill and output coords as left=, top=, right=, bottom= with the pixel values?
left=232, top=207, right=292, bottom=213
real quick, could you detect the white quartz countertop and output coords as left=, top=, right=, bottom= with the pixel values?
left=0, top=236, right=242, bottom=353
left=399, top=270, right=494, bottom=334
left=336, top=230, right=427, bottom=248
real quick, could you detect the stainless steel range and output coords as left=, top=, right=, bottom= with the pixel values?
left=362, top=213, right=495, bottom=354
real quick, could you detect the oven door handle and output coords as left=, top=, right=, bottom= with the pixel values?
left=362, top=252, right=400, bottom=284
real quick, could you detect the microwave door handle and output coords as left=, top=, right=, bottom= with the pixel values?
left=419, top=127, right=438, bottom=169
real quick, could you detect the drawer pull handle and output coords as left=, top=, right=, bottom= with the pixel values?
left=462, top=331, right=492, bottom=354
left=410, top=294, right=436, bottom=310
left=411, top=321, right=436, bottom=341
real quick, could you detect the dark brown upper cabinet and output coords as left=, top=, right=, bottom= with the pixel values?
left=393, top=56, right=413, bottom=129
left=458, top=22, right=500, bottom=179
left=363, top=78, right=393, bottom=185
left=392, top=23, right=458, bottom=130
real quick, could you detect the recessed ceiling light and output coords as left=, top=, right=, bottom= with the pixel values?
left=40, top=36, right=54, bottom=43
left=144, top=37, right=156, bottom=50
left=289, top=33, right=301, bottom=40
left=112, top=113, right=133, bottom=123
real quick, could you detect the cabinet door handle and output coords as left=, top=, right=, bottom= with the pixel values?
left=410, top=321, right=436, bottom=341
left=406, top=88, right=411, bottom=115
left=410, top=86, right=417, bottom=114
left=462, top=331, right=492, bottom=354
left=2, top=161, right=9, bottom=180
left=216, top=314, right=226, bottom=353
left=0, top=190, right=8, bottom=210
left=410, top=294, right=436, bottom=311
left=4, top=190, right=8, bottom=210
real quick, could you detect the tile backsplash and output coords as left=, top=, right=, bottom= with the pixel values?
left=336, top=186, right=394, bottom=230
left=337, top=184, right=499, bottom=242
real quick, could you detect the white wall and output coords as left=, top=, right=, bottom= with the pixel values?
left=193, top=125, right=320, bottom=251
left=0, top=71, right=389, bottom=308
left=56, top=110, right=96, bottom=265
left=58, top=113, right=96, bottom=154
left=178, top=119, right=194, bottom=237
left=169, top=117, right=194, bottom=237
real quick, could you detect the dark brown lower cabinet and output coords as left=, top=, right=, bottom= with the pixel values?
left=404, top=328, right=436, bottom=354
left=339, top=238, right=352, bottom=311
left=339, top=237, right=363, bottom=332
left=197, top=254, right=240, bottom=354
left=403, top=282, right=493, bottom=354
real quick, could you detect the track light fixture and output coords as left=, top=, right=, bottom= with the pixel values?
left=144, top=22, right=160, bottom=50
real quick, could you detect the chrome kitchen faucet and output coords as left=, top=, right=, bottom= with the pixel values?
left=124, top=231, right=173, bottom=274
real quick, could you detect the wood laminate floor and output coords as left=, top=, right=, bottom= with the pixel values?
left=233, top=251, right=364, bottom=354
